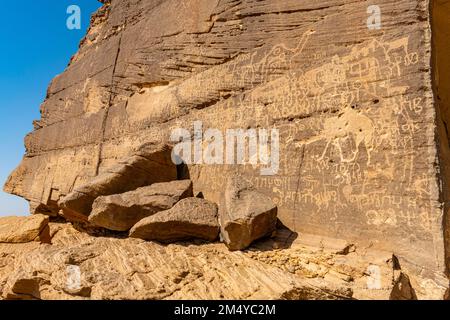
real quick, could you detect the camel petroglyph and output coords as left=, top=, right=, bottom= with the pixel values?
left=296, top=106, right=375, bottom=165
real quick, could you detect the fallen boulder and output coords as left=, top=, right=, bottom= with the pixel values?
left=58, top=144, right=177, bottom=222
left=219, top=176, right=277, bottom=251
left=130, top=197, right=219, bottom=243
left=89, top=180, right=193, bottom=231
left=0, top=215, right=50, bottom=244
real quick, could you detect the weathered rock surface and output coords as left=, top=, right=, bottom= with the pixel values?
left=0, top=215, right=49, bottom=244
left=1, top=223, right=446, bottom=300
left=3, top=0, right=450, bottom=296
left=59, top=144, right=177, bottom=222
left=248, top=229, right=448, bottom=300
left=0, top=224, right=347, bottom=300
left=89, top=180, right=193, bottom=231
left=130, top=198, right=219, bottom=243
left=220, top=176, right=277, bottom=250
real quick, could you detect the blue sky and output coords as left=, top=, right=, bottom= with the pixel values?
left=0, top=1, right=102, bottom=216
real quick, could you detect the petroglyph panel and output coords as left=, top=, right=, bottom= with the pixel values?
left=4, top=0, right=448, bottom=287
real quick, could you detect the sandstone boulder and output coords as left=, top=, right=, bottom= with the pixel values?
left=59, top=144, right=177, bottom=222
left=220, top=176, right=277, bottom=251
left=88, top=180, right=193, bottom=231
left=0, top=215, right=50, bottom=244
left=130, top=198, right=219, bottom=243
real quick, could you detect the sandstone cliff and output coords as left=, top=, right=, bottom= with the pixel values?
left=2, top=0, right=450, bottom=299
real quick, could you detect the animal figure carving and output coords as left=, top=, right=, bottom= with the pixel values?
left=234, top=30, right=315, bottom=86
left=297, top=106, right=375, bottom=164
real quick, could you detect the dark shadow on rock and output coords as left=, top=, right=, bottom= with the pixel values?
left=247, top=220, right=298, bottom=252
left=152, top=238, right=217, bottom=247
left=176, top=161, right=190, bottom=180
left=71, top=222, right=129, bottom=240
left=196, top=192, right=204, bottom=199
left=49, top=215, right=68, bottom=224
left=389, top=273, right=418, bottom=300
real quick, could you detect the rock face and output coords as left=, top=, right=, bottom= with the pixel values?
left=3, top=0, right=450, bottom=297
left=0, top=215, right=49, bottom=244
left=89, top=180, right=193, bottom=231
left=220, top=176, right=277, bottom=250
left=59, top=144, right=177, bottom=222
left=130, top=198, right=219, bottom=242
